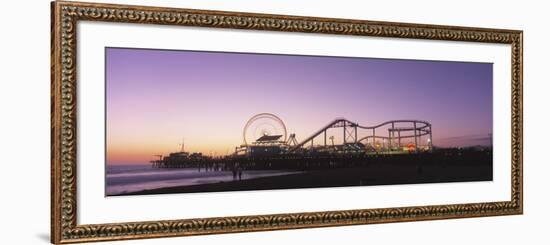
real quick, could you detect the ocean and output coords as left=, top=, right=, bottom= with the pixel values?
left=106, top=164, right=299, bottom=196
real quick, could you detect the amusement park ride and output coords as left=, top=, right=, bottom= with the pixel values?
left=234, top=113, right=433, bottom=157
left=152, top=113, right=433, bottom=168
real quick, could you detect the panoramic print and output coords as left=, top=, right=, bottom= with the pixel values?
left=105, top=47, right=493, bottom=196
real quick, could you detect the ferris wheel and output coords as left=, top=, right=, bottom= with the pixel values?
left=243, top=113, right=287, bottom=145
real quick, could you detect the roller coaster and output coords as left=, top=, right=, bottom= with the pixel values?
left=152, top=113, right=434, bottom=168
left=235, top=113, right=433, bottom=156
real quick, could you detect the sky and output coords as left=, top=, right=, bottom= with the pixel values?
left=106, top=47, right=493, bottom=165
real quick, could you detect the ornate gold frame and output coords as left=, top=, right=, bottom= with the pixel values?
left=51, top=1, right=523, bottom=243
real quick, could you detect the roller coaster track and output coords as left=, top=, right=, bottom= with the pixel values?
left=289, top=118, right=354, bottom=151
left=289, top=118, right=432, bottom=152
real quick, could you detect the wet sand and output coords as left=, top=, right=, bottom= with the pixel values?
left=120, top=160, right=492, bottom=196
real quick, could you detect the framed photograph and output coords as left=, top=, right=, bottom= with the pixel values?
left=51, top=1, right=523, bottom=243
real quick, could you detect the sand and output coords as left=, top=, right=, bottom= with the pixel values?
left=120, top=160, right=492, bottom=196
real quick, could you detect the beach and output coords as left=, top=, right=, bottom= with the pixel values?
left=118, top=159, right=492, bottom=196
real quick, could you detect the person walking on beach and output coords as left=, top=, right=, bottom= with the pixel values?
left=238, top=166, right=243, bottom=181
left=232, top=167, right=237, bottom=180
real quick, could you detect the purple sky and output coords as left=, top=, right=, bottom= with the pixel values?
left=106, top=47, right=492, bottom=165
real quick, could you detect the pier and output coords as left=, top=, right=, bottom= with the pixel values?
left=152, top=113, right=438, bottom=171
left=152, top=149, right=491, bottom=173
